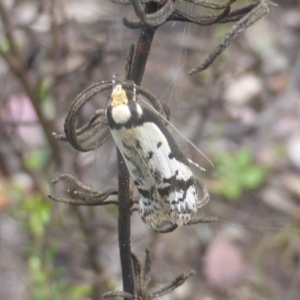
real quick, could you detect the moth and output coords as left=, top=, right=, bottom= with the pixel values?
left=106, top=83, right=209, bottom=229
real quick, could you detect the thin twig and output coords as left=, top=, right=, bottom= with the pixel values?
left=149, top=270, right=196, bottom=298
left=0, top=0, right=62, bottom=165
left=117, top=3, right=160, bottom=298
left=123, top=0, right=174, bottom=29
left=189, top=0, right=269, bottom=74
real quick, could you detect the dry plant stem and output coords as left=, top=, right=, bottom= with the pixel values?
left=64, top=83, right=112, bottom=151
left=49, top=173, right=118, bottom=205
left=189, top=0, right=269, bottom=74
left=149, top=270, right=196, bottom=298
left=111, top=0, right=167, bottom=4
left=116, top=33, right=136, bottom=300
left=126, top=2, right=162, bottom=83
left=103, top=291, right=134, bottom=299
left=188, top=0, right=235, bottom=9
left=49, top=0, right=60, bottom=77
left=117, top=3, right=159, bottom=298
left=52, top=173, right=105, bottom=192
left=156, top=216, right=217, bottom=233
left=131, top=253, right=145, bottom=298
left=123, top=0, right=174, bottom=28
left=48, top=190, right=118, bottom=206
left=117, top=150, right=134, bottom=298
left=48, top=194, right=118, bottom=206
left=129, top=27, right=156, bottom=85
left=220, top=2, right=260, bottom=22
left=169, top=5, right=232, bottom=26
left=104, top=250, right=196, bottom=299
left=0, top=0, right=61, bottom=165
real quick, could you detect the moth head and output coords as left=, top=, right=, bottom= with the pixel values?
left=110, top=84, right=128, bottom=106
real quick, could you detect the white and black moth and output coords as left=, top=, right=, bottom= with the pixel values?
left=106, top=84, right=209, bottom=229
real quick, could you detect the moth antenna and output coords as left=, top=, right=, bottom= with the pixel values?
left=138, top=97, right=214, bottom=168
left=187, top=159, right=206, bottom=172
left=132, top=82, right=137, bottom=102
left=112, top=74, right=119, bottom=88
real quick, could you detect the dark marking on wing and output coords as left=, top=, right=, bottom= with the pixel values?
left=132, top=165, right=143, bottom=178
left=141, top=209, right=153, bottom=217
left=153, top=170, right=162, bottom=182
left=135, top=139, right=142, bottom=149
left=168, top=152, right=175, bottom=159
left=174, top=178, right=195, bottom=203
left=147, top=151, right=154, bottom=160
left=158, top=186, right=172, bottom=198
left=159, top=176, right=196, bottom=201
left=138, top=186, right=156, bottom=201
left=157, top=141, right=162, bottom=148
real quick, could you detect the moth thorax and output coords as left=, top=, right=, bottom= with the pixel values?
left=111, top=84, right=128, bottom=106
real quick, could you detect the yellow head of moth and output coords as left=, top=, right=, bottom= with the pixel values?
left=110, top=84, right=128, bottom=106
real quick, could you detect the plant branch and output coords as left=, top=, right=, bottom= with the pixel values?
left=0, top=0, right=62, bottom=165
left=117, top=3, right=159, bottom=299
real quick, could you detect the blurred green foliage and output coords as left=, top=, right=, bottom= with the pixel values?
left=22, top=194, right=51, bottom=237
left=24, top=148, right=51, bottom=171
left=36, top=79, right=50, bottom=101
left=213, top=148, right=269, bottom=200
left=29, top=253, right=91, bottom=300
left=9, top=183, right=92, bottom=300
left=0, top=37, right=10, bottom=52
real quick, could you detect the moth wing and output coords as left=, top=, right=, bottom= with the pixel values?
left=188, top=162, right=210, bottom=209
left=132, top=107, right=200, bottom=226
left=110, top=127, right=169, bottom=229
left=108, top=102, right=206, bottom=229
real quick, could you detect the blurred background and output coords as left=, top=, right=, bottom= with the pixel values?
left=0, top=0, right=300, bottom=299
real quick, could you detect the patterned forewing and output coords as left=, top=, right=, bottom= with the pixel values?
left=107, top=92, right=200, bottom=228
left=110, top=127, right=168, bottom=228
left=132, top=120, right=199, bottom=226
left=114, top=109, right=198, bottom=227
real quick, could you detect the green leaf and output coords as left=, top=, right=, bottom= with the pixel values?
left=236, top=148, right=252, bottom=169
left=241, top=166, right=267, bottom=189
left=70, top=285, right=92, bottom=297
left=22, top=194, right=51, bottom=236
left=24, top=148, right=51, bottom=170
left=213, top=148, right=268, bottom=200
left=36, top=79, right=50, bottom=100
left=0, top=38, right=10, bottom=52
left=222, top=183, right=243, bottom=200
